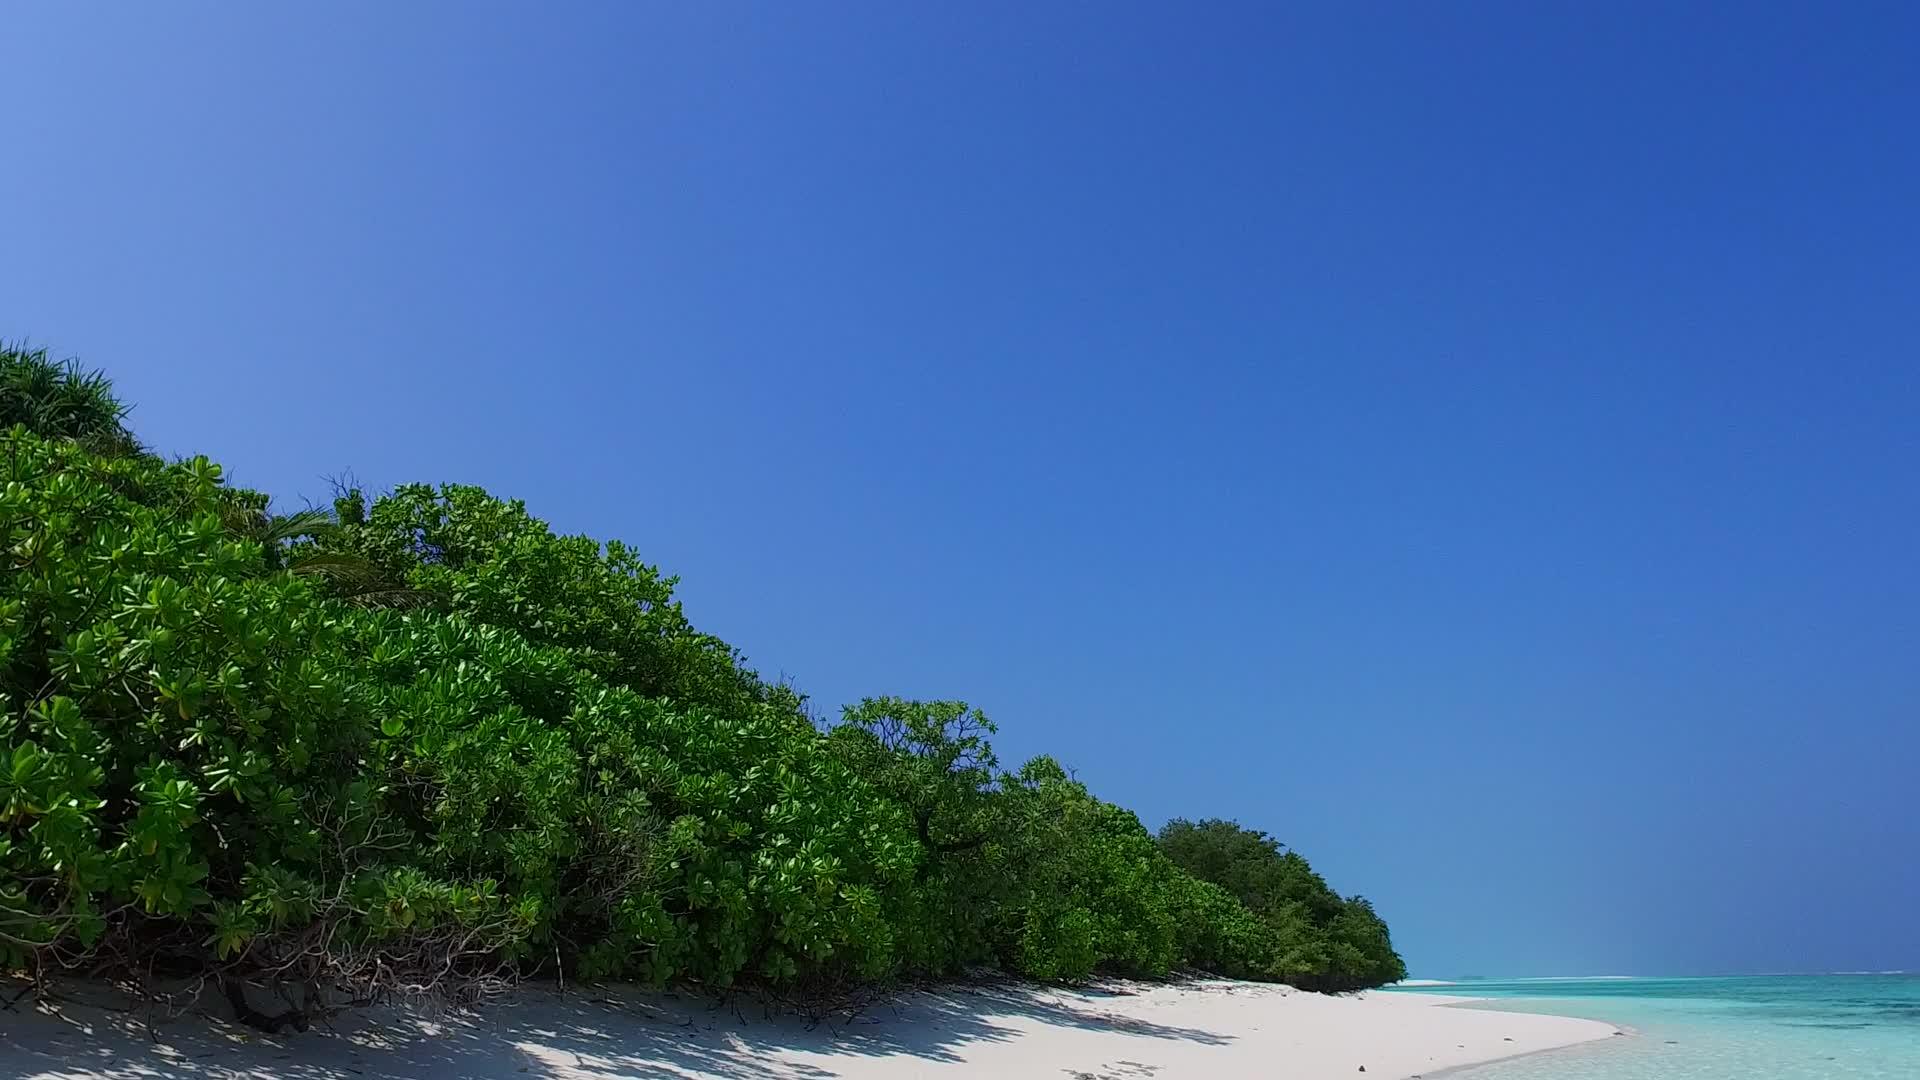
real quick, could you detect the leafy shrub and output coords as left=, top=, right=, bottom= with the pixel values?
left=1167, top=873, right=1279, bottom=981
left=1158, top=818, right=1408, bottom=990
left=0, top=353, right=1406, bottom=1012
left=0, top=432, right=528, bottom=994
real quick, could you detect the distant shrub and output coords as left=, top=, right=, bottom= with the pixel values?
left=1158, top=818, right=1408, bottom=990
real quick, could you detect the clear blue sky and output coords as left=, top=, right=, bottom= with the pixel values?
left=5, top=4, right=1916, bottom=979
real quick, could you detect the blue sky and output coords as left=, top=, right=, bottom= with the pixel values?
left=5, top=4, right=1916, bottom=979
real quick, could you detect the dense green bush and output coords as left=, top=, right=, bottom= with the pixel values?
left=1158, top=818, right=1408, bottom=990
left=0, top=432, right=528, bottom=993
left=0, top=348, right=1405, bottom=1014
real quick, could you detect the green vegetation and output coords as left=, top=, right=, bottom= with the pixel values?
left=0, top=344, right=1404, bottom=1016
left=1157, top=818, right=1406, bottom=991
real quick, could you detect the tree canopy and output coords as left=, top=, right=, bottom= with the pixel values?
left=0, top=346, right=1405, bottom=1020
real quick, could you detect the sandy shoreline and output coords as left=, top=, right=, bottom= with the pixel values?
left=2, top=979, right=1619, bottom=1080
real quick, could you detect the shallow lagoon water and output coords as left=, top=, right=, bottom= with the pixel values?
left=1390, top=975, right=1919, bottom=1080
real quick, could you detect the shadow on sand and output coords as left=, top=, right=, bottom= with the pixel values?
left=1, top=980, right=1238, bottom=1079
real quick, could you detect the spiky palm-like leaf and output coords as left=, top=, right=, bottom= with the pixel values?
left=242, top=504, right=421, bottom=608
left=283, top=548, right=425, bottom=608
left=260, top=508, right=341, bottom=550
left=0, top=343, right=141, bottom=454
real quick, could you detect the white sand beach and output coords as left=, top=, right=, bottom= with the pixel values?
left=2, top=979, right=1617, bottom=1080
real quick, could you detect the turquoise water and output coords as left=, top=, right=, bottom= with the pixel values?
left=1388, top=975, right=1920, bottom=1080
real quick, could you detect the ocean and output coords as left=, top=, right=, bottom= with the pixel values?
left=1387, top=975, right=1920, bottom=1080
